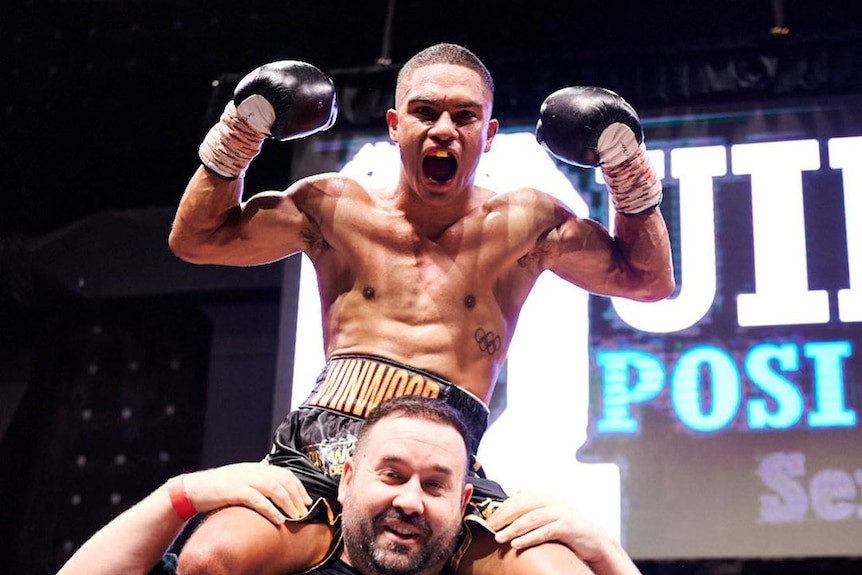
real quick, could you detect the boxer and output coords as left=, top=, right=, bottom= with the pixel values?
left=169, top=42, right=672, bottom=575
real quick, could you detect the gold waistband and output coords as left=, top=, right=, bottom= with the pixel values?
left=301, top=354, right=489, bottom=453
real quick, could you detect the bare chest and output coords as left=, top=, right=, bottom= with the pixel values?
left=318, top=198, right=537, bottom=322
left=362, top=224, right=489, bottom=305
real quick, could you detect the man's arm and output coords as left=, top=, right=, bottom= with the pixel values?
left=536, top=86, right=675, bottom=302
left=168, top=60, right=337, bottom=266
left=543, top=206, right=674, bottom=302
left=57, top=462, right=313, bottom=575
left=486, top=492, right=642, bottom=575
left=169, top=167, right=316, bottom=266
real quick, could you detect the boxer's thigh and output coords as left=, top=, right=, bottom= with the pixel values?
left=177, top=505, right=335, bottom=575
left=456, top=528, right=593, bottom=575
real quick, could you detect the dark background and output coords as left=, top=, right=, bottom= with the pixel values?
left=3, top=0, right=860, bottom=237
left=1, top=1, right=861, bottom=574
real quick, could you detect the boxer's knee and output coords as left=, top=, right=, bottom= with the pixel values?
left=175, top=508, right=300, bottom=575
left=176, top=537, right=237, bottom=575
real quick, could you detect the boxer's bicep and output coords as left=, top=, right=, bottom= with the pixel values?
left=544, top=217, right=630, bottom=297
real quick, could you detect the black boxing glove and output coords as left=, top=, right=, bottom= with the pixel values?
left=199, top=60, right=338, bottom=179
left=536, top=86, right=661, bottom=215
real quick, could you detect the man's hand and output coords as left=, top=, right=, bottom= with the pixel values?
left=487, top=492, right=642, bottom=575
left=182, top=461, right=314, bottom=524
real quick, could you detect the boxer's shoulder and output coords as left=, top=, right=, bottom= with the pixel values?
left=294, top=172, right=366, bottom=194
left=289, top=173, right=386, bottom=214
left=480, top=187, right=565, bottom=230
left=482, top=185, right=557, bottom=207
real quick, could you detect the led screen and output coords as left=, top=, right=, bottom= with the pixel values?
left=287, top=93, right=862, bottom=560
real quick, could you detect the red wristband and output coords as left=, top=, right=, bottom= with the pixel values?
left=168, top=475, right=197, bottom=521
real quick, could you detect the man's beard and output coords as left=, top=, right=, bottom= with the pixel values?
left=342, top=508, right=462, bottom=575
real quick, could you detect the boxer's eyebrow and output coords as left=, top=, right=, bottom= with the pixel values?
left=409, top=95, right=482, bottom=109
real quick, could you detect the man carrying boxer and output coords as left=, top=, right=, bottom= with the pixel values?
left=58, top=397, right=642, bottom=575
left=168, top=42, right=673, bottom=575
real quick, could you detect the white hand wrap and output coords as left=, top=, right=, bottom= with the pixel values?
left=198, top=99, right=272, bottom=179
left=598, top=124, right=662, bottom=215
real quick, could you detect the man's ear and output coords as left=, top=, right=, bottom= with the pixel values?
left=386, top=109, right=399, bottom=142
left=460, top=482, right=474, bottom=513
left=484, top=118, right=499, bottom=153
left=337, top=459, right=355, bottom=504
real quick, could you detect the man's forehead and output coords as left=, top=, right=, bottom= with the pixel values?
left=398, top=63, right=492, bottom=105
left=366, top=414, right=445, bottom=439
left=363, top=415, right=467, bottom=463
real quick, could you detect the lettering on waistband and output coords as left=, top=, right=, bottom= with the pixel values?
left=305, top=357, right=442, bottom=419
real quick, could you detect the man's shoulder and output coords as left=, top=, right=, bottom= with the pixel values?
left=308, top=559, right=362, bottom=575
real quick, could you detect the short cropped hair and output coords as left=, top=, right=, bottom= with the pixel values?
left=395, top=43, right=494, bottom=104
left=354, top=395, right=472, bottom=466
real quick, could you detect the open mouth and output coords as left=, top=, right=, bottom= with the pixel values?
left=383, top=525, right=421, bottom=543
left=377, top=511, right=428, bottom=545
left=423, top=150, right=458, bottom=183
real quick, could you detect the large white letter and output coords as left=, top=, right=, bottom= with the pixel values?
left=734, top=140, right=829, bottom=326
left=829, top=136, right=862, bottom=322
left=611, top=146, right=726, bottom=333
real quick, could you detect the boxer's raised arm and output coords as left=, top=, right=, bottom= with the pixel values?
left=169, top=61, right=337, bottom=266
left=536, top=87, right=674, bottom=301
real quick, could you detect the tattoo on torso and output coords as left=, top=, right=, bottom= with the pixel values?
left=474, top=327, right=501, bottom=355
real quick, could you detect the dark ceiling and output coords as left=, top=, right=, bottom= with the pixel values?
left=2, top=0, right=860, bottom=237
